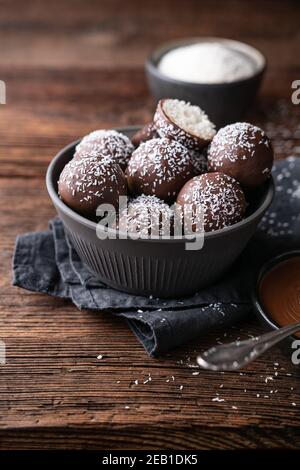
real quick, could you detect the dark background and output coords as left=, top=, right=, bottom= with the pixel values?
left=0, top=0, right=299, bottom=450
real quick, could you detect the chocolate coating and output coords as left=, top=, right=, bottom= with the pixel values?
left=118, top=194, right=174, bottom=237
left=127, top=137, right=193, bottom=202
left=176, top=172, right=246, bottom=233
left=75, top=129, right=134, bottom=171
left=58, top=156, right=127, bottom=218
left=207, top=122, right=274, bottom=189
left=131, top=122, right=159, bottom=147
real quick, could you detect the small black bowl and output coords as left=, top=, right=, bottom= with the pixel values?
left=145, top=37, right=266, bottom=128
left=252, top=250, right=300, bottom=344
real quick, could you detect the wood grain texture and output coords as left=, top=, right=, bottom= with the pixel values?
left=0, top=0, right=299, bottom=450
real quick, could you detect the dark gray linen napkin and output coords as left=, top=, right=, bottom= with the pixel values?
left=13, top=158, right=300, bottom=355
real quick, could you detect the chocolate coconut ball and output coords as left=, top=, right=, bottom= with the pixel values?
left=207, top=122, right=274, bottom=189
left=118, top=194, right=173, bottom=237
left=154, top=99, right=216, bottom=150
left=75, top=129, right=134, bottom=171
left=127, top=137, right=193, bottom=202
left=58, top=156, right=127, bottom=218
left=176, top=172, right=246, bottom=233
left=131, top=122, right=159, bottom=147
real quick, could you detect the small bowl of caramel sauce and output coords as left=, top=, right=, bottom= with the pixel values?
left=253, top=251, right=300, bottom=341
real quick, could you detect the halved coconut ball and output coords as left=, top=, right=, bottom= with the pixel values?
left=154, top=99, right=216, bottom=149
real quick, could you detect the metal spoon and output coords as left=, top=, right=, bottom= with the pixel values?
left=197, top=322, right=300, bottom=371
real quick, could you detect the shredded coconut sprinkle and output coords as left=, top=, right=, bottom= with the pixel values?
left=76, top=129, right=134, bottom=170
left=118, top=194, right=174, bottom=237
left=208, top=122, right=270, bottom=166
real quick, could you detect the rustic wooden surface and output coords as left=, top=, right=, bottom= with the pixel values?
left=0, top=0, right=299, bottom=450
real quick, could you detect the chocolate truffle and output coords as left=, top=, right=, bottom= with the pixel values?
left=154, top=99, right=216, bottom=149
left=127, top=137, right=193, bottom=202
left=176, top=172, right=246, bottom=233
left=207, top=122, right=274, bottom=189
left=75, top=129, right=134, bottom=171
left=118, top=194, right=174, bottom=237
left=58, top=156, right=127, bottom=218
left=131, top=122, right=159, bottom=147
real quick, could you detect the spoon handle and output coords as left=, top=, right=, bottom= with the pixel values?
left=254, top=322, right=300, bottom=348
left=197, top=321, right=300, bottom=371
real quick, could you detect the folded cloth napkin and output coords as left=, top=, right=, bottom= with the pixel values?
left=13, top=158, right=300, bottom=355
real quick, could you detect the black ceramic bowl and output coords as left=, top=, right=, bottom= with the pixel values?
left=46, top=126, right=274, bottom=298
left=145, top=37, right=266, bottom=128
left=252, top=250, right=300, bottom=343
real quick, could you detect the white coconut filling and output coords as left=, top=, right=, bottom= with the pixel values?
left=163, top=99, right=216, bottom=140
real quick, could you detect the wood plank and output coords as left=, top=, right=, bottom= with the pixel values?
left=0, top=0, right=298, bottom=69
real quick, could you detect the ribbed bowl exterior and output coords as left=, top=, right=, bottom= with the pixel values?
left=47, top=127, right=274, bottom=298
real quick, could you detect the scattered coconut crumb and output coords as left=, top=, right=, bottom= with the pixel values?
left=265, top=376, right=274, bottom=383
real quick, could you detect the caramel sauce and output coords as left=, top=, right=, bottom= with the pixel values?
left=259, top=256, right=300, bottom=338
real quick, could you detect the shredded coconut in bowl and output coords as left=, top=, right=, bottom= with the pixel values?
left=158, top=42, right=255, bottom=84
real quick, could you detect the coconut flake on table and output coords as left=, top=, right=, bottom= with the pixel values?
left=158, top=42, right=255, bottom=84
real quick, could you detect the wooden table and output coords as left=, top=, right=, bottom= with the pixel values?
left=0, top=0, right=299, bottom=449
